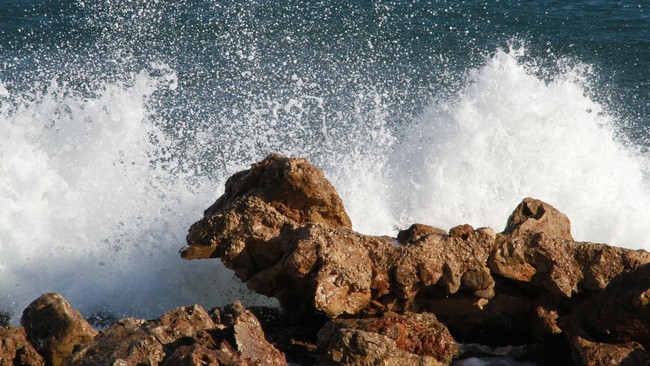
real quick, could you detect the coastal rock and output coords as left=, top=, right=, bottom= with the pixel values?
left=69, top=301, right=286, bottom=366
left=561, top=264, right=650, bottom=365
left=69, top=304, right=215, bottom=366
left=490, top=198, right=650, bottom=298
left=182, top=153, right=351, bottom=261
left=319, top=328, right=444, bottom=366
left=220, top=301, right=287, bottom=366
left=184, top=155, right=498, bottom=317
left=183, top=155, right=650, bottom=350
left=21, top=293, right=97, bottom=366
left=317, top=312, right=457, bottom=365
left=0, top=326, right=45, bottom=366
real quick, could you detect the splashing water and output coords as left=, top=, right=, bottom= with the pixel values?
left=1, top=1, right=649, bottom=324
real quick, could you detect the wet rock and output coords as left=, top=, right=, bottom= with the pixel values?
left=317, top=312, right=457, bottom=365
left=561, top=264, right=650, bottom=364
left=21, top=293, right=97, bottom=366
left=0, top=326, right=45, bottom=366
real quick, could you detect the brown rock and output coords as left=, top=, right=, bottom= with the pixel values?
left=221, top=301, right=287, bottom=366
left=182, top=155, right=650, bottom=351
left=0, top=326, right=45, bottom=366
left=503, top=197, right=573, bottom=240
left=569, top=336, right=650, bottom=366
left=182, top=153, right=351, bottom=261
left=317, top=312, right=457, bottom=365
left=70, top=302, right=286, bottom=366
left=397, top=224, right=447, bottom=244
left=162, top=343, right=244, bottom=366
left=561, top=264, right=650, bottom=364
left=69, top=304, right=216, bottom=366
left=319, top=328, right=444, bottom=366
left=21, top=293, right=97, bottom=366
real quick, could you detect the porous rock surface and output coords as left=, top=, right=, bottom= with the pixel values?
left=70, top=301, right=287, bottom=366
left=183, top=154, right=650, bottom=364
left=0, top=326, right=45, bottom=366
left=21, top=293, right=97, bottom=366
left=317, top=311, right=457, bottom=365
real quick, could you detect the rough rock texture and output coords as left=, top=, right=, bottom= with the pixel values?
left=220, top=301, right=287, bottom=366
left=69, top=304, right=215, bottom=366
left=0, top=327, right=45, bottom=366
left=182, top=154, right=650, bottom=362
left=183, top=154, right=498, bottom=319
left=560, top=264, right=650, bottom=365
left=317, top=312, right=457, bottom=365
left=319, top=328, right=444, bottom=366
left=21, top=293, right=97, bottom=366
left=69, top=301, right=286, bottom=366
left=183, top=155, right=649, bottom=312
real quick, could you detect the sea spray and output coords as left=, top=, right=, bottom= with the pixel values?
left=0, top=70, right=272, bottom=323
left=381, top=49, right=650, bottom=249
left=1, top=0, right=649, bottom=326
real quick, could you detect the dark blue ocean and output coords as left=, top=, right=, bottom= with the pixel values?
left=1, top=0, right=649, bottom=324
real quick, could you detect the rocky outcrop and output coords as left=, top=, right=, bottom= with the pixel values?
left=3, top=154, right=649, bottom=365
left=70, top=301, right=287, bottom=366
left=183, top=154, right=650, bottom=363
left=0, top=326, right=45, bottom=366
left=21, top=293, right=97, bottom=366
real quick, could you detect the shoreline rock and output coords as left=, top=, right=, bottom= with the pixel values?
left=2, top=154, right=649, bottom=365
left=182, top=154, right=650, bottom=364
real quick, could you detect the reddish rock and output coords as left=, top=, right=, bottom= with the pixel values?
left=183, top=158, right=499, bottom=317
left=69, top=301, right=286, bottom=366
left=69, top=304, right=217, bottom=366
left=221, top=301, right=287, bottom=366
left=490, top=198, right=650, bottom=299
left=182, top=155, right=650, bottom=354
left=21, top=293, right=97, bottom=366
left=0, top=326, right=45, bottom=366
left=561, top=264, right=650, bottom=364
left=162, top=343, right=244, bottom=366
left=319, top=328, right=444, bottom=366
left=503, top=197, right=573, bottom=241
left=182, top=153, right=351, bottom=261
left=397, top=224, right=447, bottom=244
left=568, top=336, right=650, bottom=366
left=317, top=312, right=457, bottom=365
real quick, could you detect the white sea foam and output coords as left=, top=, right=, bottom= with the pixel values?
left=0, top=70, right=270, bottom=323
left=1, top=49, right=649, bottom=323
left=371, top=49, right=650, bottom=250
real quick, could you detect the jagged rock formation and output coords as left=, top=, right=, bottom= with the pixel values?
left=70, top=301, right=287, bottom=366
left=1, top=295, right=286, bottom=366
left=2, top=154, right=649, bottom=365
left=183, top=154, right=650, bottom=364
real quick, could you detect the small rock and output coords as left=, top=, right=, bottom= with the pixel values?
left=21, top=293, right=97, bottom=366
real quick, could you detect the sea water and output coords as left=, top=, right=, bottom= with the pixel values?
left=1, top=1, right=649, bottom=324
